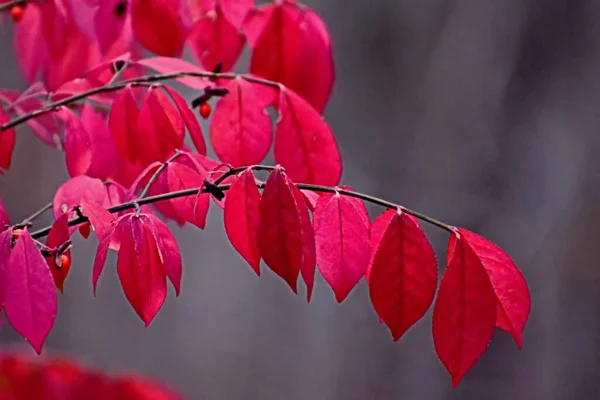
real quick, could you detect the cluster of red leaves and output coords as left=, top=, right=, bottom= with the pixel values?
left=224, top=167, right=531, bottom=386
left=0, top=0, right=532, bottom=388
left=0, top=352, right=181, bottom=399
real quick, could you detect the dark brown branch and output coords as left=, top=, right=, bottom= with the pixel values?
left=29, top=165, right=454, bottom=240
left=0, top=71, right=278, bottom=132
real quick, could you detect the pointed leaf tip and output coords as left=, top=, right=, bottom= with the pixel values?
left=116, top=214, right=168, bottom=325
left=257, top=167, right=315, bottom=296
left=457, top=228, right=531, bottom=349
left=4, top=230, right=57, bottom=354
left=224, top=168, right=262, bottom=276
left=369, top=211, right=437, bottom=341
left=314, top=193, right=370, bottom=303
left=433, top=232, right=497, bottom=386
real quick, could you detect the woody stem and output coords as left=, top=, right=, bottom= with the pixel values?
left=29, top=166, right=455, bottom=240
left=1, top=70, right=278, bottom=132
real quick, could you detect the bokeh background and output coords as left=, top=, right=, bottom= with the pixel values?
left=1, top=0, right=600, bottom=398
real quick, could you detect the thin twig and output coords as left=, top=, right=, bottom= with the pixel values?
left=137, top=151, right=182, bottom=200
left=20, top=202, right=52, bottom=225
left=0, top=71, right=278, bottom=132
left=29, top=169, right=455, bottom=240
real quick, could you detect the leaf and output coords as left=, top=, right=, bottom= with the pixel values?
left=3, top=229, right=57, bottom=354
left=109, top=85, right=140, bottom=163
left=80, top=104, right=119, bottom=181
left=141, top=214, right=183, bottom=296
left=136, top=87, right=185, bottom=166
left=224, top=168, right=261, bottom=275
left=116, top=214, right=167, bottom=326
left=257, top=166, right=315, bottom=294
left=165, top=162, right=210, bottom=229
left=94, top=0, right=133, bottom=53
left=0, top=108, right=16, bottom=175
left=300, top=190, right=319, bottom=211
left=366, top=209, right=396, bottom=285
left=210, top=77, right=273, bottom=166
left=161, top=86, right=207, bottom=155
left=188, top=5, right=245, bottom=72
left=61, top=107, right=92, bottom=177
left=246, top=2, right=335, bottom=112
left=275, top=87, right=341, bottom=186
left=79, top=202, right=117, bottom=240
left=432, top=232, right=497, bottom=387
left=314, top=192, right=370, bottom=302
left=0, top=199, right=9, bottom=228
left=0, top=229, right=12, bottom=308
left=368, top=209, right=437, bottom=341
left=45, top=213, right=72, bottom=293
left=92, top=234, right=114, bottom=295
left=131, top=0, right=188, bottom=57
left=455, top=228, right=531, bottom=349
left=53, top=176, right=108, bottom=219
left=137, top=57, right=211, bottom=90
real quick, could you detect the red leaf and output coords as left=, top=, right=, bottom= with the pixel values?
left=210, top=77, right=273, bottom=166
left=136, top=88, right=185, bottom=166
left=314, top=192, right=370, bottom=302
left=94, top=0, right=133, bottom=53
left=0, top=108, right=16, bottom=175
left=0, top=199, right=9, bottom=228
left=116, top=214, right=167, bottom=326
left=432, top=232, right=497, bottom=387
left=188, top=5, right=245, bottom=72
left=131, top=0, right=188, bottom=57
left=456, top=228, right=531, bottom=349
left=246, top=1, right=335, bottom=112
left=141, top=214, right=183, bottom=296
left=166, top=162, right=210, bottom=229
left=53, top=176, right=108, bottom=219
left=293, top=184, right=316, bottom=302
left=0, top=229, right=12, bottom=307
left=79, top=203, right=117, bottom=240
left=137, top=57, right=211, bottom=90
left=4, top=229, right=57, bottom=354
left=275, top=87, right=341, bottom=186
left=92, top=234, right=114, bottom=296
left=161, top=86, right=207, bottom=155
left=109, top=85, right=140, bottom=163
left=80, top=104, right=119, bottom=181
left=61, top=108, right=92, bottom=177
left=368, top=210, right=437, bottom=341
left=257, top=166, right=315, bottom=294
left=300, top=190, right=319, bottom=211
left=45, top=213, right=72, bottom=293
left=366, top=209, right=396, bottom=285
left=191, top=0, right=254, bottom=30
left=224, top=168, right=261, bottom=275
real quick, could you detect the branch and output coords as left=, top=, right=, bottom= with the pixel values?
left=0, top=70, right=279, bottom=132
left=29, top=166, right=454, bottom=240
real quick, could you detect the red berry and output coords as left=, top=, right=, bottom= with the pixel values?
left=11, top=5, right=24, bottom=23
left=199, top=102, right=211, bottom=119
left=57, top=254, right=71, bottom=270
left=11, top=228, right=22, bottom=241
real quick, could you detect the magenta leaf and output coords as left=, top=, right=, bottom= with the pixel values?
left=275, top=87, right=342, bottom=186
left=3, top=229, right=57, bottom=354
left=224, top=168, right=261, bottom=275
left=210, top=77, right=273, bottom=166
left=313, top=192, right=370, bottom=302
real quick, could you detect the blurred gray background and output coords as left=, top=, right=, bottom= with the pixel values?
left=1, top=0, right=599, bottom=399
